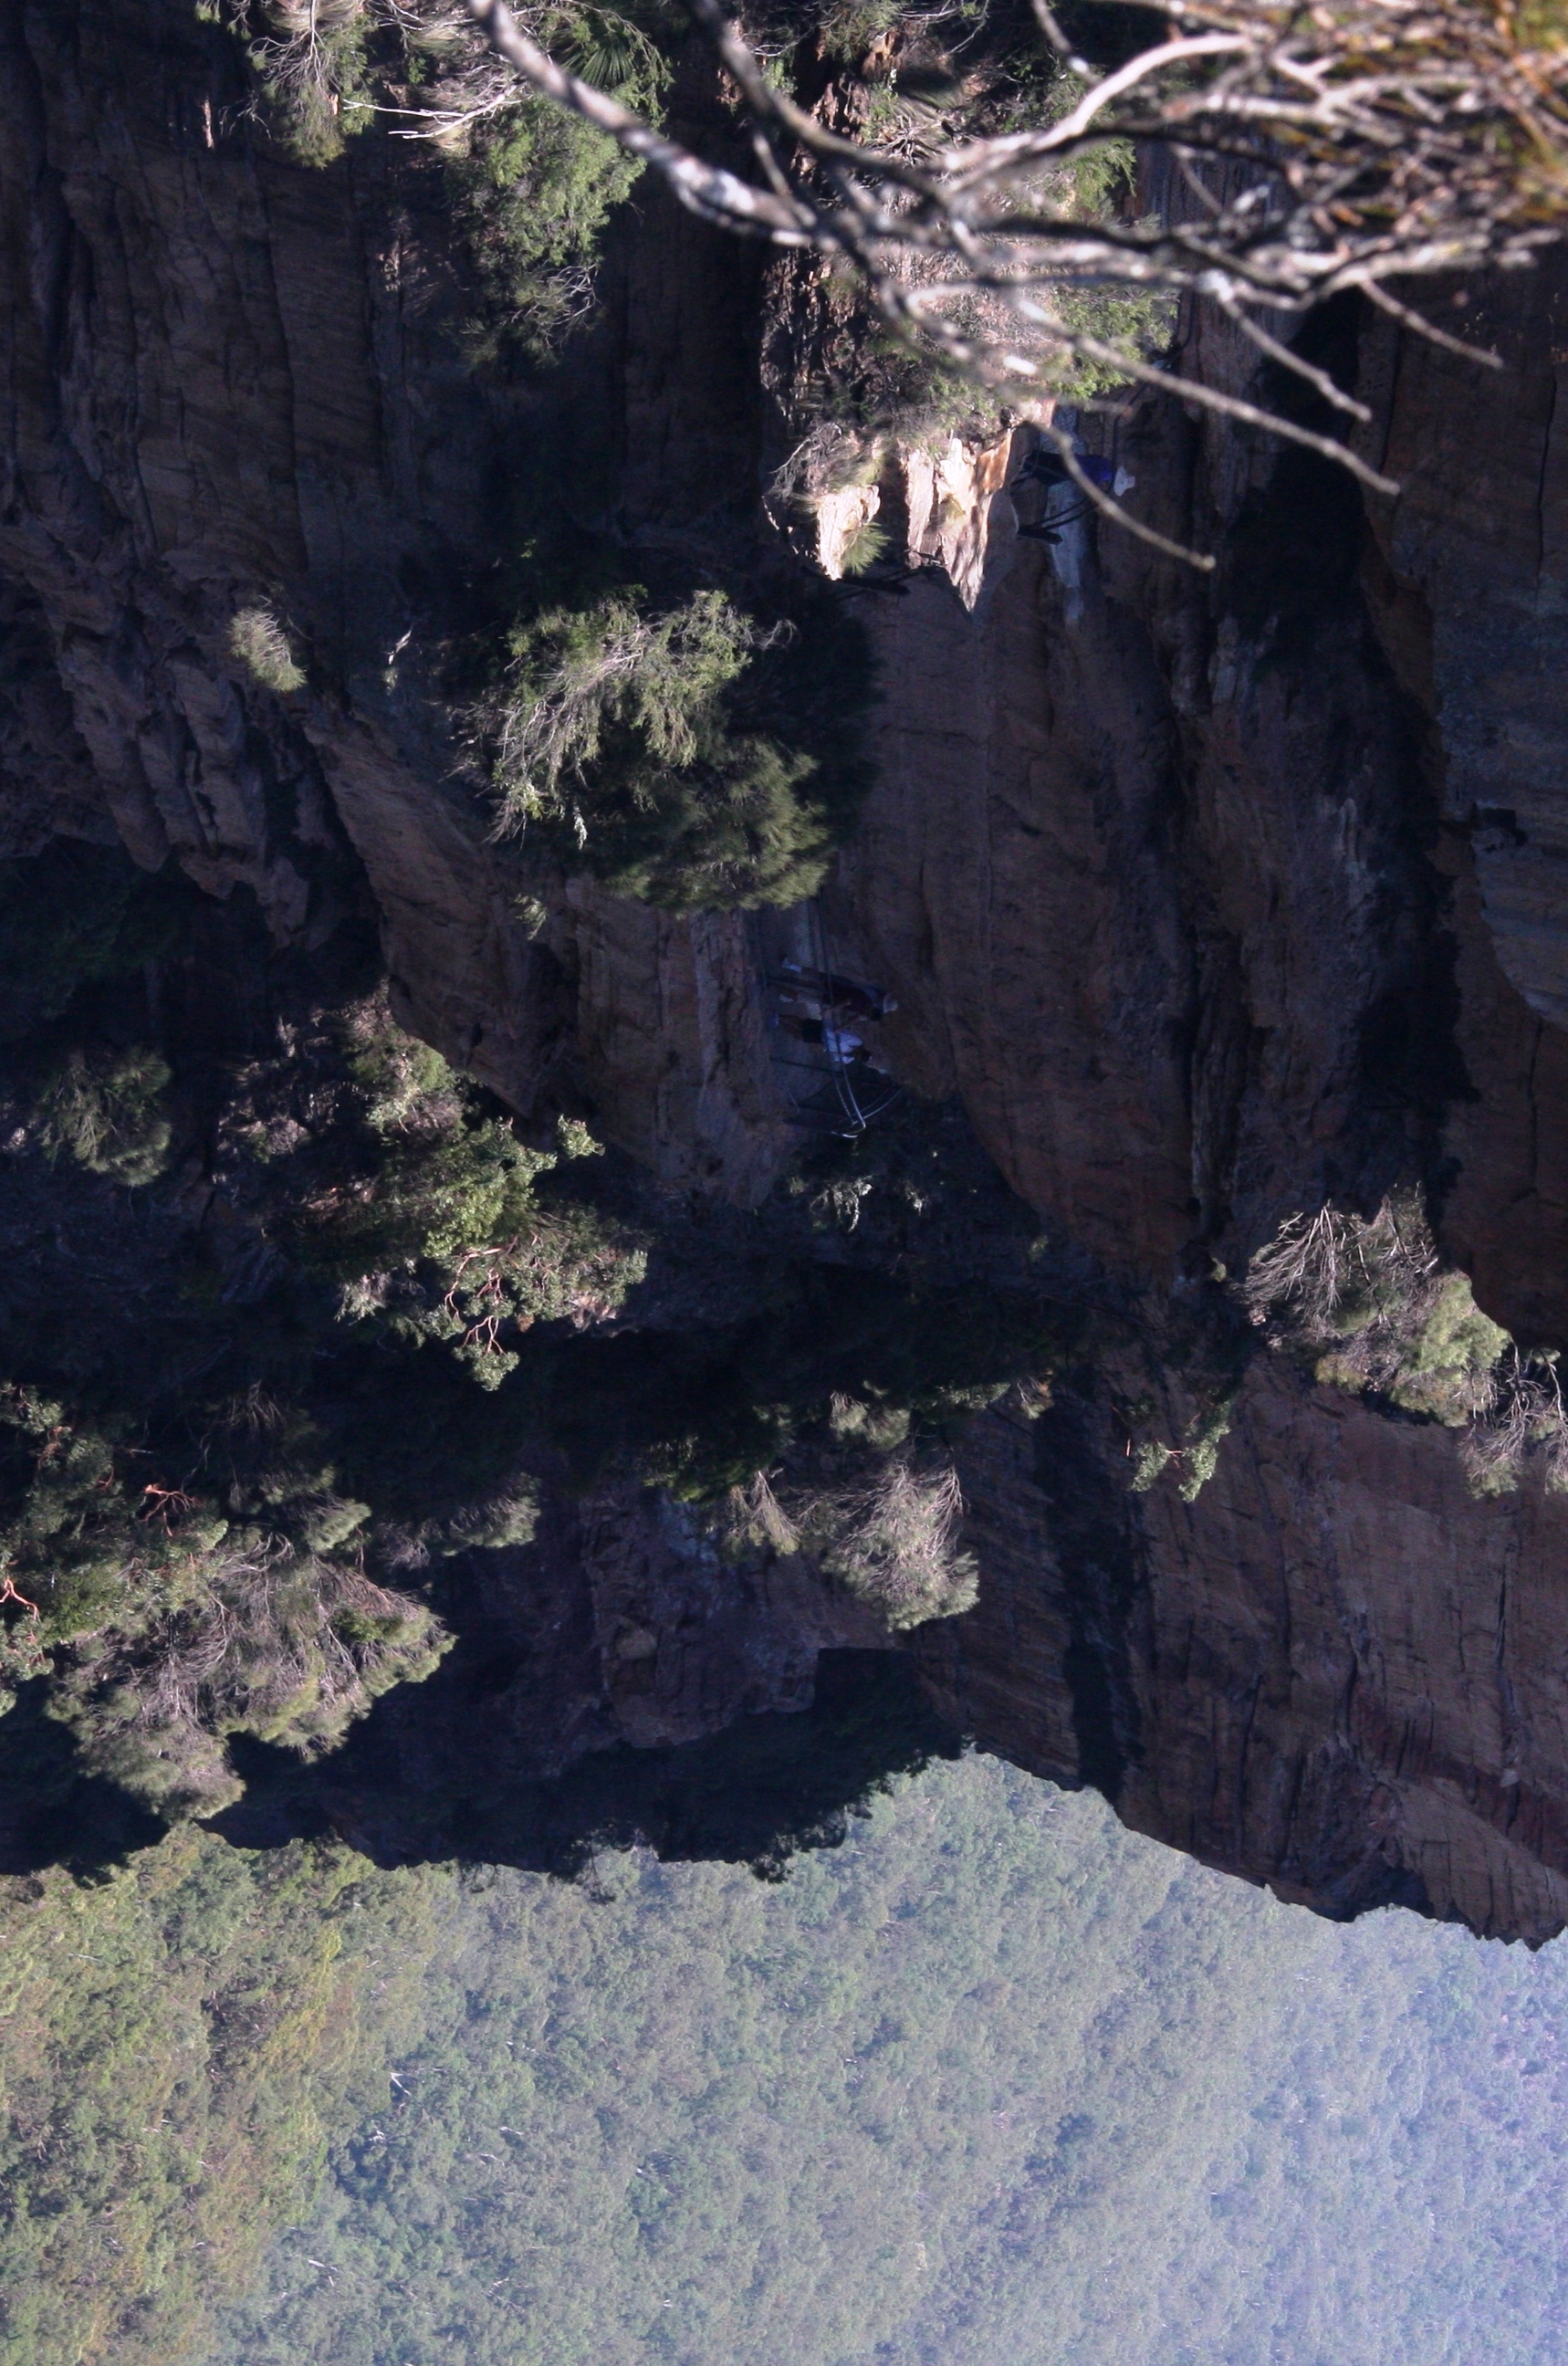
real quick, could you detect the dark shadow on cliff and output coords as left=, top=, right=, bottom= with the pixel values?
left=1218, top=292, right=1474, bottom=1218
left=207, top=1649, right=963, bottom=1879
left=0, top=1641, right=962, bottom=1885
left=1033, top=1382, right=1147, bottom=1804
left=0, top=1680, right=166, bottom=1876
left=1223, top=297, right=1367, bottom=667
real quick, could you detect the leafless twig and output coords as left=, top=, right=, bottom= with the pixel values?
left=465, top=0, right=1568, bottom=563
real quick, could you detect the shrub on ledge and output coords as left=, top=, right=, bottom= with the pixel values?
left=483, top=585, right=869, bottom=910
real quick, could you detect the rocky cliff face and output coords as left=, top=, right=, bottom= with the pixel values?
left=8, top=2, right=1568, bottom=1938
left=852, top=276, right=1568, bottom=1942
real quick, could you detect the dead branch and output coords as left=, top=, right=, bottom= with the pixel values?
left=464, top=0, right=1568, bottom=562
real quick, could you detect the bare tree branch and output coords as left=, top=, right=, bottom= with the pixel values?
left=462, top=0, right=1568, bottom=561
left=1212, top=290, right=1373, bottom=423
left=1360, top=277, right=1505, bottom=365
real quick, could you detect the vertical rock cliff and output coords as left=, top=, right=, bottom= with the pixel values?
left=7, top=2, right=1568, bottom=1939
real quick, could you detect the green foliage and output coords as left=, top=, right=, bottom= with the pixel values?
left=768, top=38, right=1175, bottom=441
left=492, top=590, right=773, bottom=824
left=316, top=996, right=648, bottom=1384
left=0, top=1387, right=447, bottom=1818
left=1050, top=279, right=1179, bottom=400
left=14, top=1700, right=1568, bottom=2366
left=1124, top=1388, right=1237, bottom=1504
left=0, top=1388, right=190, bottom=1650
left=164, top=1756, right=1568, bottom=2366
left=33, top=1047, right=172, bottom=1187
left=0, top=872, right=641, bottom=1812
left=0, top=1830, right=447, bottom=2366
left=811, top=320, right=1006, bottom=449
left=1115, top=1280, right=1250, bottom=1509
left=234, top=0, right=670, bottom=339
left=1129, top=1437, right=1172, bottom=1492
left=556, top=1114, right=603, bottom=1161
left=1174, top=1392, right=1235, bottom=1502
left=1056, top=131, right=1134, bottom=219
left=486, top=588, right=863, bottom=910
left=14, top=968, right=654, bottom=1774
left=214, top=0, right=664, bottom=345
left=0, top=830, right=1017, bottom=1826
left=325, top=1115, right=550, bottom=1273
left=1243, top=1199, right=1564, bottom=1492
left=345, top=1014, right=455, bottom=1130
left=837, top=516, right=892, bottom=576
left=448, top=19, right=664, bottom=353
left=241, top=0, right=376, bottom=169
left=1385, top=1271, right=1511, bottom=1424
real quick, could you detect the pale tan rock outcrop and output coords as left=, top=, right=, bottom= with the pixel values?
left=900, top=431, right=1018, bottom=607
left=811, top=427, right=1025, bottom=605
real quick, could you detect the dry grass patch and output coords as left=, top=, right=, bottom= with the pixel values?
left=715, top=1455, right=977, bottom=1631
left=229, top=604, right=307, bottom=694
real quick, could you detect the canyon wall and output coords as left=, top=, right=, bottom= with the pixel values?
left=857, top=274, right=1568, bottom=1942
left=8, top=2, right=1568, bottom=1936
